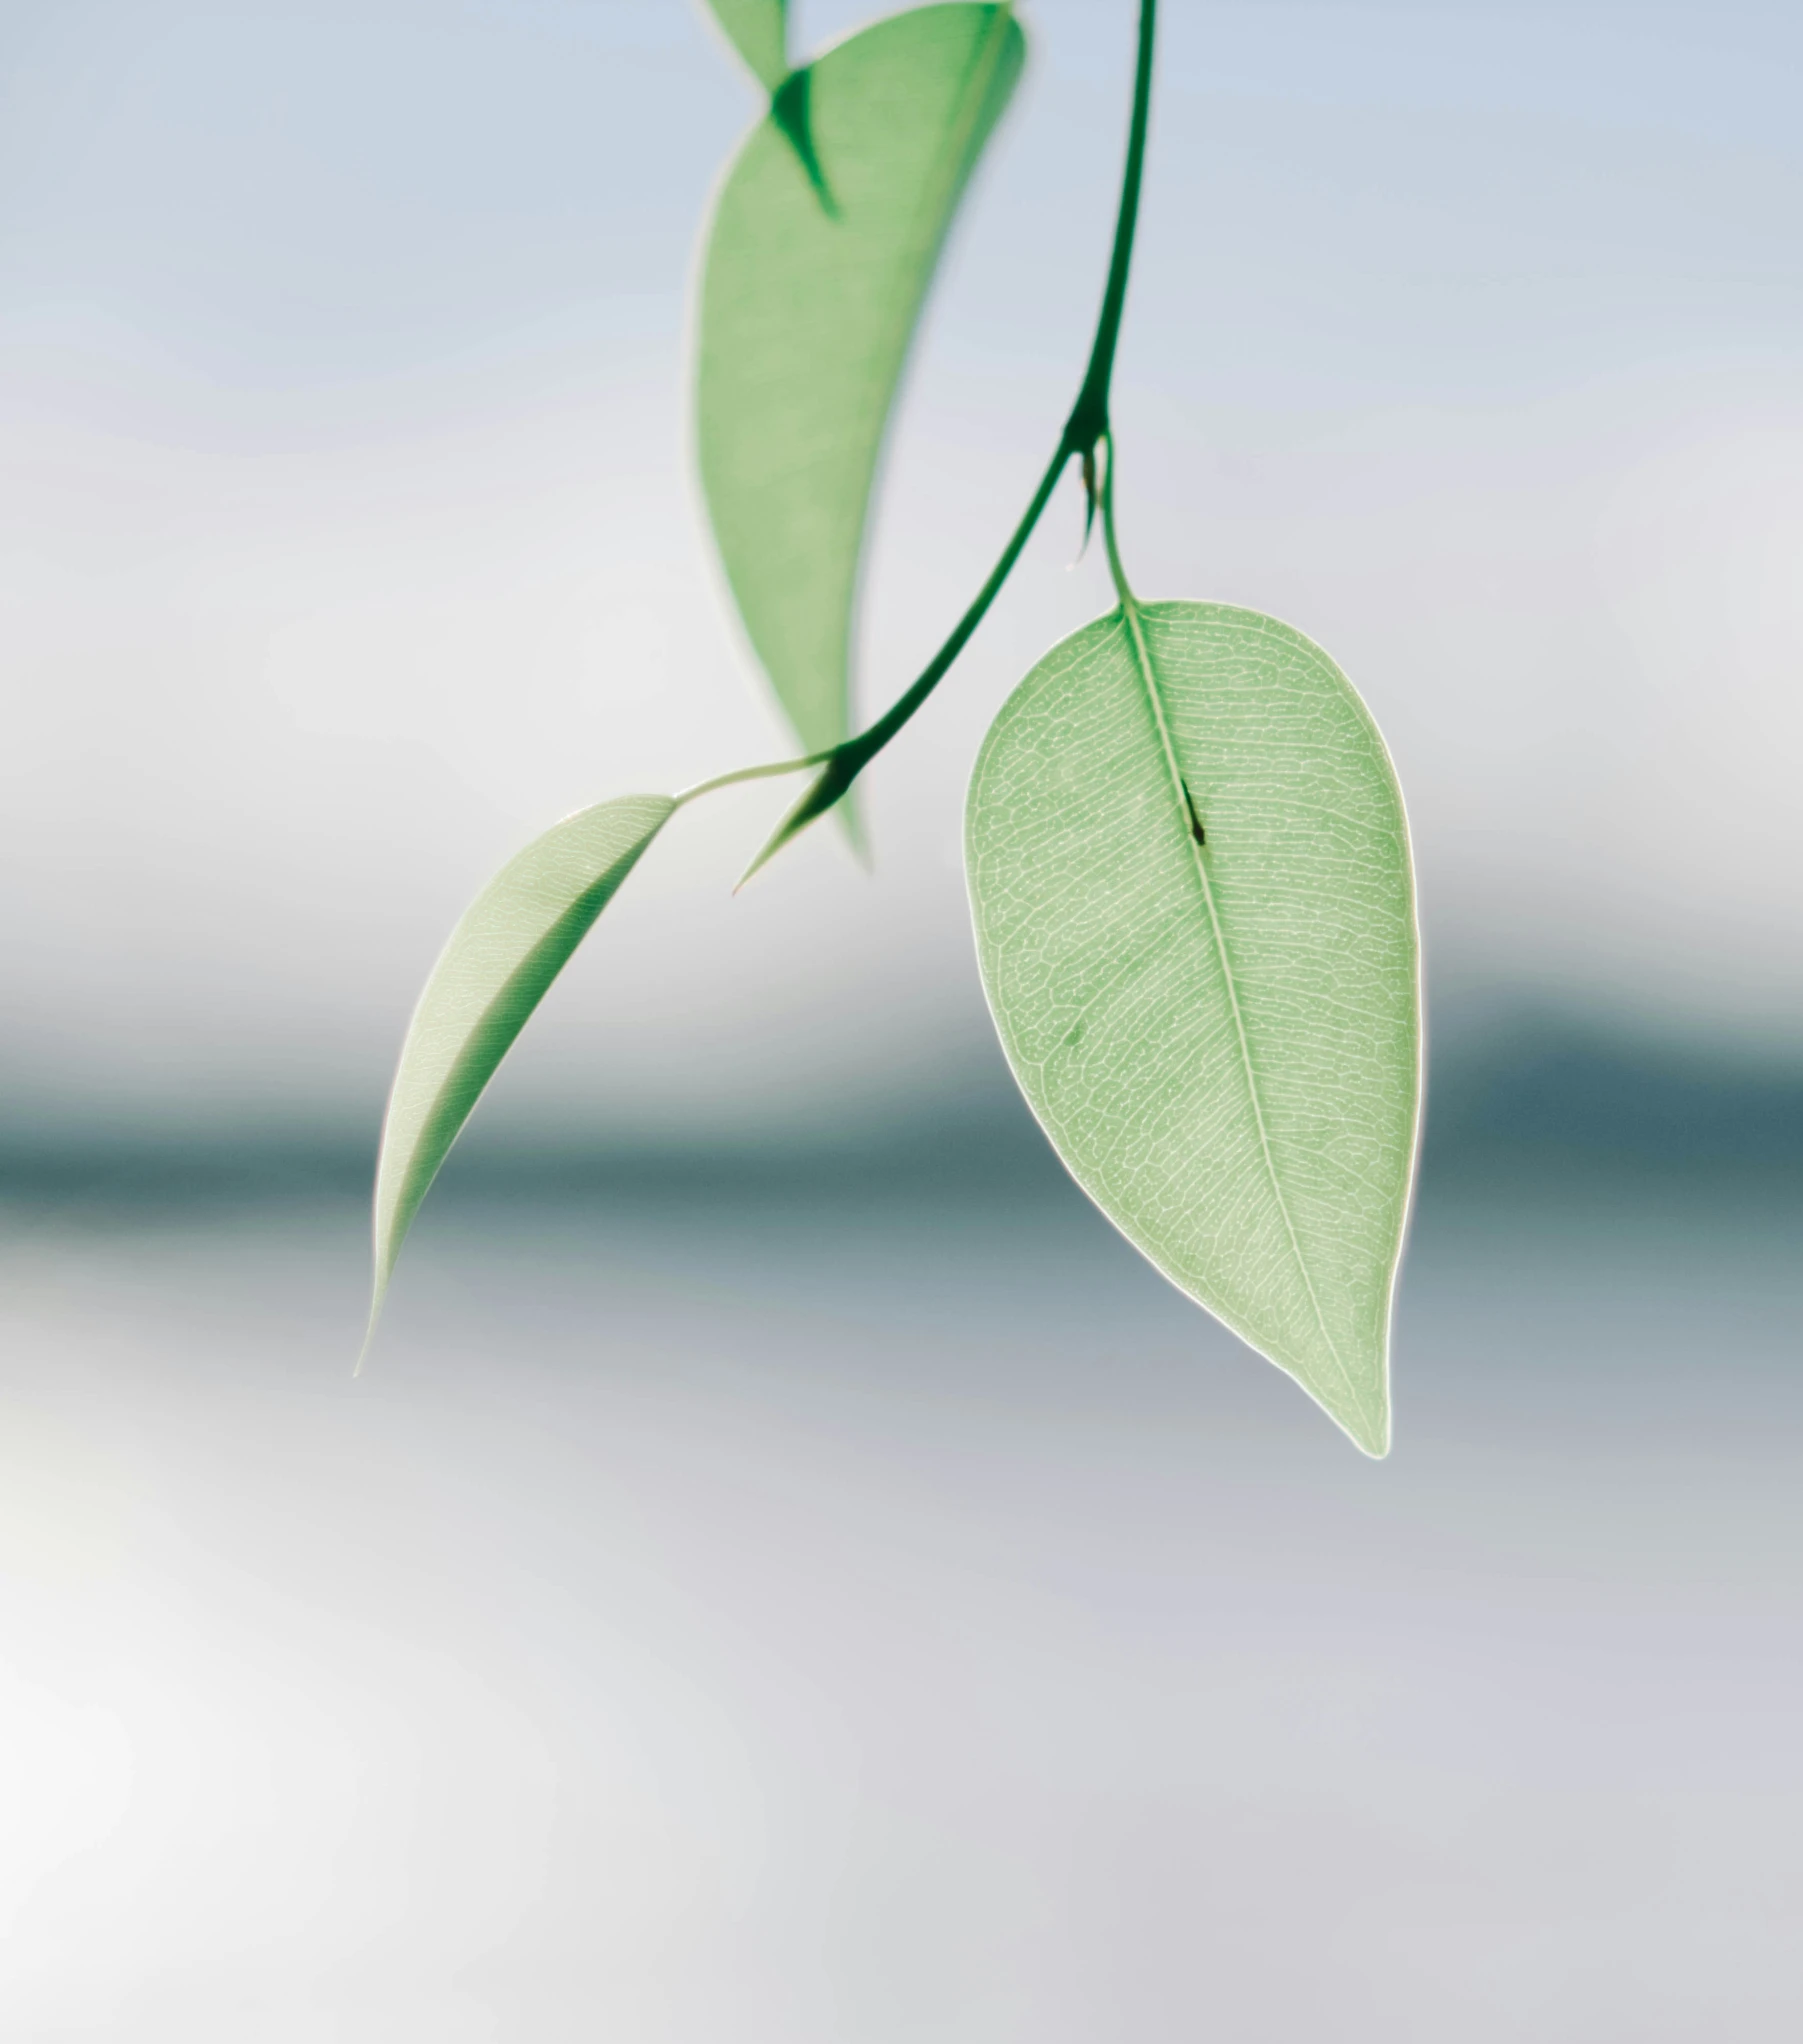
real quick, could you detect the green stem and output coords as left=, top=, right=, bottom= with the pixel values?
left=673, top=749, right=829, bottom=810
left=736, top=438, right=1073, bottom=883
left=1064, top=0, right=1158, bottom=457
left=1098, top=431, right=1139, bottom=613
left=643, top=0, right=1164, bottom=882
left=732, top=0, right=1161, bottom=881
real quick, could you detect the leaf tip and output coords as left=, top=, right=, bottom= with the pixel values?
left=735, top=763, right=853, bottom=887
left=356, top=1261, right=392, bottom=1378
left=732, top=840, right=777, bottom=894
left=839, top=787, right=870, bottom=868
left=1348, top=1408, right=1392, bottom=1460
left=1330, top=1371, right=1391, bottom=1460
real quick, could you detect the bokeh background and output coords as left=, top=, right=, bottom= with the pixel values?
left=2, top=1, right=1798, bottom=2036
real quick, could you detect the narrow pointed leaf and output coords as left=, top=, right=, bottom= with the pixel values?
left=705, top=0, right=788, bottom=93
left=369, top=795, right=675, bottom=1318
left=966, top=603, right=1420, bottom=1454
left=697, top=3, right=1025, bottom=760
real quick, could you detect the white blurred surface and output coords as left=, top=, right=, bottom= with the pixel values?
left=1, top=1170, right=1798, bottom=2039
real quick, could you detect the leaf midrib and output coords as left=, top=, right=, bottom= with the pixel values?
left=1112, top=599, right=1367, bottom=1429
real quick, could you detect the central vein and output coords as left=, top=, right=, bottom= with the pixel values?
left=1112, top=593, right=1359, bottom=1417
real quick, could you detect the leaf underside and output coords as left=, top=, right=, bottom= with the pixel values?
left=696, top=3, right=1025, bottom=763
left=369, top=795, right=675, bottom=1322
left=966, top=603, right=1420, bottom=1455
left=706, top=0, right=789, bottom=93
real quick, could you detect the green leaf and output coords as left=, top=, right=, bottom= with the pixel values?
left=697, top=3, right=1026, bottom=763
left=367, top=794, right=675, bottom=1331
left=965, top=603, right=1420, bottom=1455
left=705, top=0, right=789, bottom=94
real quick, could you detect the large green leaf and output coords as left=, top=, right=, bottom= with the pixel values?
left=697, top=3, right=1025, bottom=762
left=966, top=603, right=1420, bottom=1454
left=367, top=794, right=675, bottom=1329
left=705, top=0, right=788, bottom=93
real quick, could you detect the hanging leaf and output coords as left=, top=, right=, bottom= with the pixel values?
left=367, top=794, right=675, bottom=1332
left=965, top=602, right=1420, bottom=1454
left=705, top=0, right=789, bottom=94
left=697, top=3, right=1026, bottom=764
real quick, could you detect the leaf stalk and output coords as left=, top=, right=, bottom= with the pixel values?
left=673, top=749, right=832, bottom=810
left=1098, top=431, right=1140, bottom=614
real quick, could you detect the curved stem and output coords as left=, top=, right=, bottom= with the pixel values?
left=1064, top=0, right=1158, bottom=455
left=670, top=1, right=1160, bottom=875
left=736, top=438, right=1073, bottom=883
left=1098, top=432, right=1139, bottom=613
left=673, top=749, right=829, bottom=810
left=731, top=0, right=1162, bottom=881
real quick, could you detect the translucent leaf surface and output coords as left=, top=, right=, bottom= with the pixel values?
left=706, top=0, right=788, bottom=93
left=369, top=795, right=675, bottom=1319
left=966, top=603, right=1420, bottom=1454
left=697, top=3, right=1025, bottom=759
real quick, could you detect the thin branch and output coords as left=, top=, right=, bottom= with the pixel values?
left=733, top=0, right=1162, bottom=876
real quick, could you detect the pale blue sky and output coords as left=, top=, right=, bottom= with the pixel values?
left=2, top=1, right=1799, bottom=1143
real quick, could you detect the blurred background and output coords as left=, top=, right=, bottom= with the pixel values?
left=1, top=0, right=1798, bottom=2036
